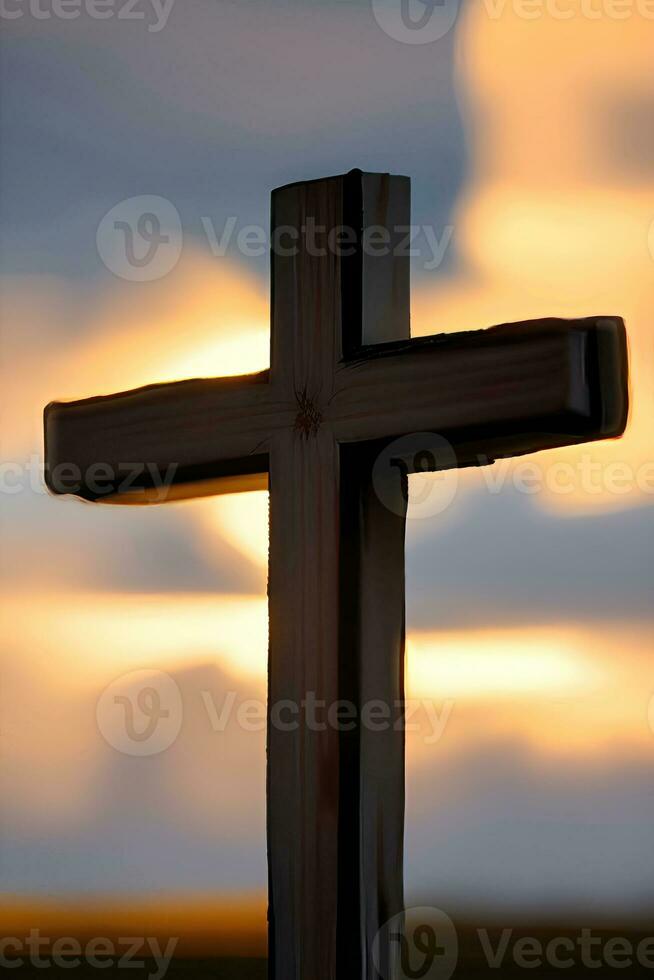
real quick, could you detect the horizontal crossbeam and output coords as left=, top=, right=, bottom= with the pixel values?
left=44, top=316, right=628, bottom=502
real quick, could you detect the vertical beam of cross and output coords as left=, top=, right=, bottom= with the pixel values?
left=267, top=173, right=411, bottom=980
left=44, top=170, right=629, bottom=980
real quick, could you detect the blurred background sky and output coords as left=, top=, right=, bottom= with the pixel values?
left=1, top=0, right=654, bottom=952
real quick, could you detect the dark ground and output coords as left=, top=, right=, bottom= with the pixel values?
left=0, top=959, right=266, bottom=979
left=4, top=927, right=654, bottom=977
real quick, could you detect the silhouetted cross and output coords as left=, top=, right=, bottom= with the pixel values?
left=45, top=171, right=628, bottom=980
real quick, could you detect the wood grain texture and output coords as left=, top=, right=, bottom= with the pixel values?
left=331, top=316, right=629, bottom=456
left=267, top=430, right=341, bottom=980
left=267, top=174, right=348, bottom=980
left=43, top=170, right=630, bottom=980
left=339, top=443, right=408, bottom=980
left=266, top=171, right=416, bottom=980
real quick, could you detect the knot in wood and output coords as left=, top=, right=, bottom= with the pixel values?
left=294, top=388, right=323, bottom=439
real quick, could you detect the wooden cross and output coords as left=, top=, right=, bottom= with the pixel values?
left=44, top=171, right=628, bottom=980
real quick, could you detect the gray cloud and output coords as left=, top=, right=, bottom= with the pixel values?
left=596, top=89, right=654, bottom=182
left=406, top=483, right=654, bottom=631
left=406, top=736, right=654, bottom=915
left=1, top=491, right=265, bottom=594
left=2, top=661, right=268, bottom=893
left=1, top=0, right=466, bottom=284
left=5, top=658, right=653, bottom=912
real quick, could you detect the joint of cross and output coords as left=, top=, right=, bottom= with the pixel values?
left=294, top=387, right=323, bottom=439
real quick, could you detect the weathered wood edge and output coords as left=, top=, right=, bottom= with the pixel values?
left=338, top=443, right=407, bottom=980
left=336, top=172, right=410, bottom=980
left=333, top=315, right=629, bottom=457
left=43, top=370, right=278, bottom=502
left=347, top=315, right=628, bottom=436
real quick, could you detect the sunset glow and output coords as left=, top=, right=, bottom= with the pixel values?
left=2, top=0, right=653, bottom=949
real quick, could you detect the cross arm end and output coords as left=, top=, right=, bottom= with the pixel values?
left=332, top=315, right=629, bottom=460
left=43, top=372, right=278, bottom=504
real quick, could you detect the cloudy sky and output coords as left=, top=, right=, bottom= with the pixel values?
left=1, top=0, right=654, bottom=948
